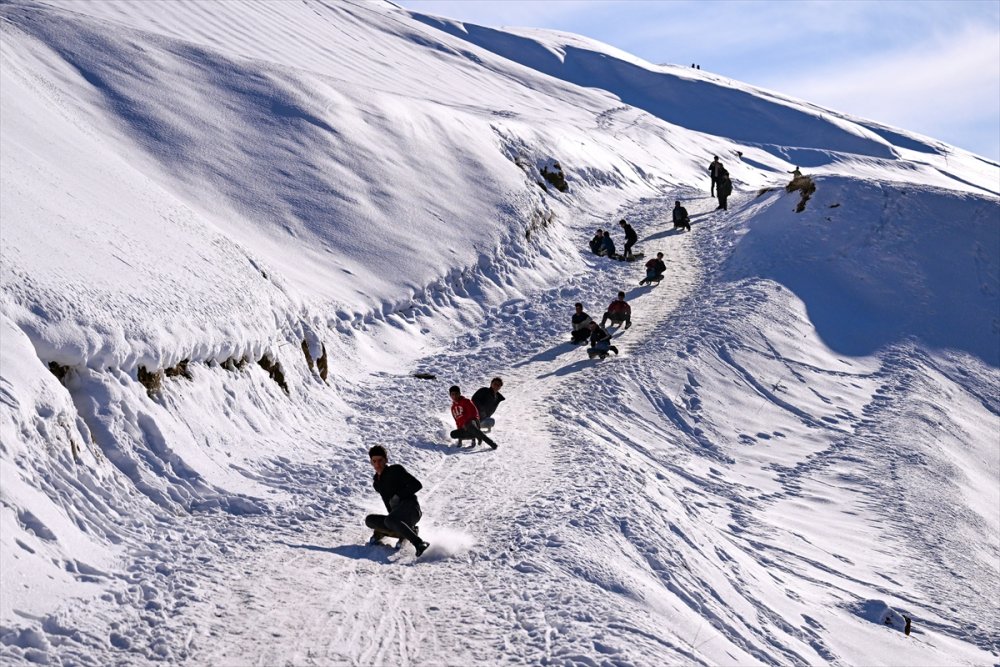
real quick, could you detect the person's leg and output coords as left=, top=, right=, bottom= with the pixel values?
left=467, top=421, right=496, bottom=448
left=384, top=504, right=423, bottom=548
left=365, top=514, right=392, bottom=543
left=479, top=417, right=495, bottom=430
left=624, top=314, right=631, bottom=329
left=600, top=312, right=609, bottom=327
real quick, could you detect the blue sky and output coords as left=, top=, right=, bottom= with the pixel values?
left=399, top=0, right=1000, bottom=161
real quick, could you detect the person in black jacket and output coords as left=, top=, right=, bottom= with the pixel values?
left=587, top=321, right=619, bottom=359
left=570, top=302, right=594, bottom=344
left=471, top=377, right=505, bottom=430
left=619, top=219, right=638, bottom=259
left=672, top=201, right=691, bottom=231
left=708, top=156, right=724, bottom=196
left=365, top=445, right=430, bottom=556
left=716, top=168, right=733, bottom=211
left=589, top=229, right=604, bottom=254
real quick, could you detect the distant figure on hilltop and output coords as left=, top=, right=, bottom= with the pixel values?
left=789, top=166, right=803, bottom=179
left=619, top=219, right=638, bottom=259
left=672, top=200, right=691, bottom=231
left=708, top=156, right=725, bottom=196
left=716, top=167, right=733, bottom=211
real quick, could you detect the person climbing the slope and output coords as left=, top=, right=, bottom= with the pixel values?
left=365, top=445, right=430, bottom=557
left=716, top=167, right=733, bottom=211
left=619, top=218, right=638, bottom=259
left=449, top=385, right=496, bottom=449
left=571, top=302, right=594, bottom=344
left=587, top=321, right=619, bottom=359
left=639, top=252, right=666, bottom=285
left=672, top=201, right=691, bottom=231
left=600, top=291, right=632, bottom=329
left=471, top=377, right=505, bottom=431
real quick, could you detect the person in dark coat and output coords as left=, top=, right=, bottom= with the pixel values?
left=599, top=231, right=616, bottom=258
left=708, top=156, right=724, bottom=196
left=471, top=377, right=505, bottom=430
left=639, top=252, right=666, bottom=285
left=619, top=219, right=638, bottom=258
left=589, top=229, right=604, bottom=254
left=672, top=201, right=691, bottom=231
left=716, top=168, right=733, bottom=211
left=365, top=445, right=430, bottom=556
left=587, top=321, right=619, bottom=358
left=570, top=302, right=594, bottom=344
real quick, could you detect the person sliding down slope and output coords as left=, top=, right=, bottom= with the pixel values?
left=600, top=291, right=632, bottom=329
left=365, top=445, right=430, bottom=557
left=586, top=321, right=619, bottom=359
left=639, top=252, right=666, bottom=285
left=449, top=385, right=497, bottom=449
left=471, top=377, right=505, bottom=431
left=570, top=302, right=594, bottom=344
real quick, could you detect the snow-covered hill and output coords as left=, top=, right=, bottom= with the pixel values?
left=1, top=1, right=997, bottom=664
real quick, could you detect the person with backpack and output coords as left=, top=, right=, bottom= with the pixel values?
left=716, top=168, right=733, bottom=211
left=619, top=219, right=638, bottom=259
left=570, top=302, right=594, bottom=344
left=672, top=201, right=691, bottom=231
left=600, top=291, right=632, bottom=329
left=471, top=377, right=505, bottom=430
left=639, top=252, right=666, bottom=285
left=365, top=445, right=431, bottom=556
left=449, top=385, right=496, bottom=448
left=708, top=156, right=724, bottom=196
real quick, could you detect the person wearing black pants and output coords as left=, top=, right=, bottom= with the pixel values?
left=619, top=219, right=638, bottom=259
left=365, top=445, right=430, bottom=556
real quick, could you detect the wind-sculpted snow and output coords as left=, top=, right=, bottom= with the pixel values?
left=1, top=0, right=998, bottom=665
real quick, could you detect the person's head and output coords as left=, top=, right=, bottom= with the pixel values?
left=368, top=445, right=388, bottom=474
left=603, top=231, right=610, bottom=237
left=588, top=321, right=598, bottom=329
left=574, top=302, right=583, bottom=311
left=449, top=385, right=461, bottom=401
left=617, top=291, right=625, bottom=300
left=618, top=220, right=626, bottom=227
left=713, top=155, right=718, bottom=160
left=490, top=377, right=503, bottom=391
left=674, top=200, right=681, bottom=207
left=657, top=252, right=664, bottom=259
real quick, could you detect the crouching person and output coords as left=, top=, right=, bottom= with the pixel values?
left=365, top=445, right=430, bottom=556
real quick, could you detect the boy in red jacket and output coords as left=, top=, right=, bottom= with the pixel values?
left=450, top=385, right=497, bottom=449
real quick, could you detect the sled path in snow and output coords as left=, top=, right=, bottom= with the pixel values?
left=187, top=192, right=720, bottom=666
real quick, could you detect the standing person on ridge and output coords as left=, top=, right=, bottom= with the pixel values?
left=600, top=291, right=632, bottom=329
left=619, top=219, right=638, bottom=259
left=365, top=445, right=430, bottom=556
left=716, top=167, right=733, bottom=211
left=708, top=156, right=724, bottom=196
left=449, top=385, right=496, bottom=449
left=570, top=302, right=594, bottom=344
left=471, top=377, right=505, bottom=431
left=639, top=252, right=666, bottom=285
left=672, top=201, right=691, bottom=231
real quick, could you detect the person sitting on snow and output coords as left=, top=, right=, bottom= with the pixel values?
left=639, top=252, right=666, bottom=285
left=599, top=230, right=616, bottom=258
left=672, top=201, right=691, bottom=231
left=589, top=229, right=604, bottom=254
left=600, top=291, right=632, bottom=329
left=449, top=385, right=496, bottom=449
left=587, top=321, right=619, bottom=358
left=571, top=302, right=594, bottom=344
left=471, top=377, right=505, bottom=431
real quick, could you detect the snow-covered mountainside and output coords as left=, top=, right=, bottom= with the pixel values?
left=1, top=0, right=997, bottom=664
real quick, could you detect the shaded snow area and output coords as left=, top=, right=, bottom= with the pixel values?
left=1, top=0, right=998, bottom=665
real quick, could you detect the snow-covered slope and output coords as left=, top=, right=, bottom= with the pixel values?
left=1, top=0, right=997, bottom=664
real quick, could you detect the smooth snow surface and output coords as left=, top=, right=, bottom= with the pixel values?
left=1, top=1, right=998, bottom=665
